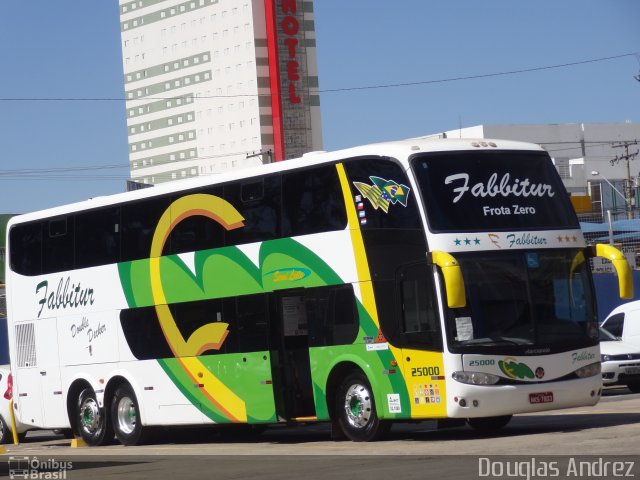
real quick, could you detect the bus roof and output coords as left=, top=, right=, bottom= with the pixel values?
left=8, top=136, right=545, bottom=225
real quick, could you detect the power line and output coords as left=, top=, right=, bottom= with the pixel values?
left=319, top=52, right=638, bottom=93
left=0, top=164, right=127, bottom=176
left=0, top=52, right=636, bottom=102
left=0, top=148, right=260, bottom=181
left=1, top=140, right=636, bottom=182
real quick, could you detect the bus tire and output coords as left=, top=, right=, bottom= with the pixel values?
left=467, top=415, right=512, bottom=433
left=76, top=388, right=113, bottom=446
left=111, top=384, right=146, bottom=446
left=335, top=372, right=390, bottom=442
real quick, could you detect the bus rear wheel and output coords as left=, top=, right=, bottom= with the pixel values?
left=76, top=388, right=113, bottom=446
left=111, top=384, right=147, bottom=446
left=335, top=372, right=390, bottom=442
left=467, top=415, right=512, bottom=433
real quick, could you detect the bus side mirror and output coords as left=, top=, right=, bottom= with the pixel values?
left=592, top=244, right=634, bottom=300
left=428, top=251, right=466, bottom=309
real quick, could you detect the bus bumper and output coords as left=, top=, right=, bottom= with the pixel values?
left=445, top=376, right=602, bottom=419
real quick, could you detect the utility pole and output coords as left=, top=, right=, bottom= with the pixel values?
left=610, top=140, right=639, bottom=219
left=246, top=149, right=273, bottom=164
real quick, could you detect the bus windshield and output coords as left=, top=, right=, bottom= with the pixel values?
left=446, top=249, right=599, bottom=354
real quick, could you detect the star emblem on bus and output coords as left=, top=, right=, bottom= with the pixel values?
left=453, top=237, right=480, bottom=246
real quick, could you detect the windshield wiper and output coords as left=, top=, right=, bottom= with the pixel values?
left=460, top=336, right=533, bottom=346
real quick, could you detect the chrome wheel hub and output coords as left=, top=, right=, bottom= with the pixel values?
left=116, top=396, right=137, bottom=435
left=80, top=398, right=100, bottom=433
left=343, top=383, right=372, bottom=428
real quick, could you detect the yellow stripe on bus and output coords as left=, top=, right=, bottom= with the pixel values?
left=336, top=164, right=379, bottom=328
left=178, top=356, right=248, bottom=423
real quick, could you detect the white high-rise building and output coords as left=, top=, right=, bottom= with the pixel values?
left=119, top=0, right=322, bottom=185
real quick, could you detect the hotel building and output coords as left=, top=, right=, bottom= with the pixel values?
left=119, top=0, right=322, bottom=184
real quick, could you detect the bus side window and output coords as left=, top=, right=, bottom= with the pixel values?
left=9, top=221, right=42, bottom=276
left=307, top=284, right=359, bottom=347
left=224, top=176, right=281, bottom=245
left=398, top=263, right=442, bottom=351
left=171, top=298, right=227, bottom=354
left=344, top=157, right=421, bottom=229
left=121, top=197, right=172, bottom=261
left=226, top=294, right=269, bottom=353
left=43, top=216, right=74, bottom=274
left=75, top=207, right=121, bottom=269
left=169, top=186, right=226, bottom=254
left=120, top=306, right=174, bottom=360
left=282, top=165, right=347, bottom=237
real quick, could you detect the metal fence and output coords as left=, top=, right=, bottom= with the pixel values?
left=579, top=206, right=640, bottom=272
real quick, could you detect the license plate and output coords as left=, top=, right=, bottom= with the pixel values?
left=625, top=366, right=640, bottom=375
left=529, top=392, right=554, bottom=404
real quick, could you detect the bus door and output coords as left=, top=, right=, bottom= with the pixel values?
left=269, top=290, right=315, bottom=421
left=13, top=317, right=65, bottom=427
left=396, top=262, right=448, bottom=418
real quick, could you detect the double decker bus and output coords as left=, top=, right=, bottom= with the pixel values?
left=5, top=137, right=632, bottom=445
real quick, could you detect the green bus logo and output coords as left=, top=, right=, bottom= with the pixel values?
left=499, top=358, right=535, bottom=380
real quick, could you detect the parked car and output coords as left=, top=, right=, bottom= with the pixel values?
left=601, top=301, right=640, bottom=348
left=599, top=327, right=640, bottom=393
left=0, top=365, right=29, bottom=443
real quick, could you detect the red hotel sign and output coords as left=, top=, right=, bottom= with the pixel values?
left=265, top=0, right=307, bottom=161
left=280, top=0, right=302, bottom=104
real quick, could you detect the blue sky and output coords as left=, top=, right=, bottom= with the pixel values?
left=0, top=0, right=639, bottom=213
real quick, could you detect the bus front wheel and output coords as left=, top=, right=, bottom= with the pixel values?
left=76, top=388, right=113, bottom=446
left=111, top=384, right=146, bottom=446
left=335, top=372, right=390, bottom=441
left=467, top=415, right=512, bottom=433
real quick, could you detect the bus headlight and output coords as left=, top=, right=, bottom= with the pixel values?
left=452, top=371, right=501, bottom=385
left=574, top=362, right=601, bottom=378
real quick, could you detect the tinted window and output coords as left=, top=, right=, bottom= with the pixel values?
left=307, top=284, right=359, bottom=347
left=172, top=298, right=226, bottom=354
left=225, top=176, right=281, bottom=245
left=282, top=165, right=347, bottom=236
left=225, top=294, right=269, bottom=352
left=168, top=186, right=226, bottom=255
left=603, top=312, right=624, bottom=337
left=121, top=197, right=172, bottom=261
left=411, top=150, right=578, bottom=232
left=374, top=263, right=442, bottom=350
left=43, top=216, right=74, bottom=274
left=345, top=157, right=421, bottom=229
left=9, top=222, right=42, bottom=276
left=397, top=262, right=442, bottom=350
left=75, top=207, right=121, bottom=269
left=120, top=306, right=174, bottom=360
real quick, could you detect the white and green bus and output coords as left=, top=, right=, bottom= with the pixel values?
left=5, top=136, right=632, bottom=445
